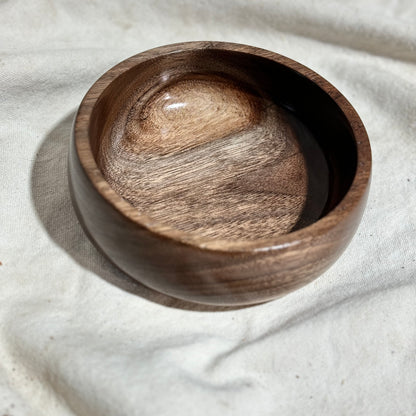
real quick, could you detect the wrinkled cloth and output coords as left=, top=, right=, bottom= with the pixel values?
left=1, top=1, right=416, bottom=415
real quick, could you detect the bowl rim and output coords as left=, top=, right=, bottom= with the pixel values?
left=73, top=41, right=371, bottom=253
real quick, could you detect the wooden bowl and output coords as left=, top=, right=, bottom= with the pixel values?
left=69, top=41, right=371, bottom=306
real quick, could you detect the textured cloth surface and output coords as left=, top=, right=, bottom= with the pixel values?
left=1, top=1, right=416, bottom=415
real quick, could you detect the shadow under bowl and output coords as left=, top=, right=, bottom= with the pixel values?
left=69, top=41, right=371, bottom=306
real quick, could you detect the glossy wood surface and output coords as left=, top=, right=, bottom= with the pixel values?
left=69, top=42, right=371, bottom=306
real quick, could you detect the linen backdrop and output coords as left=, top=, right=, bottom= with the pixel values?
left=1, top=0, right=415, bottom=415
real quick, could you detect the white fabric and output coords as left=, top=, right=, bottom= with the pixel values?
left=1, top=0, right=415, bottom=414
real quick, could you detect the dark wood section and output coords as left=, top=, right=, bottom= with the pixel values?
left=69, top=42, right=371, bottom=306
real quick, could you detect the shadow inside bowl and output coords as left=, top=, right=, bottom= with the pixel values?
left=31, top=111, right=246, bottom=312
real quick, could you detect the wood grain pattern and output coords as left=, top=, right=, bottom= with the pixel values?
left=98, top=73, right=329, bottom=240
left=69, top=42, right=371, bottom=306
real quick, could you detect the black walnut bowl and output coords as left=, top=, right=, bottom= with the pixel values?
left=69, top=41, right=371, bottom=306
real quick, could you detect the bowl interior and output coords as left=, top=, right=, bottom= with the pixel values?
left=88, top=49, right=357, bottom=243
